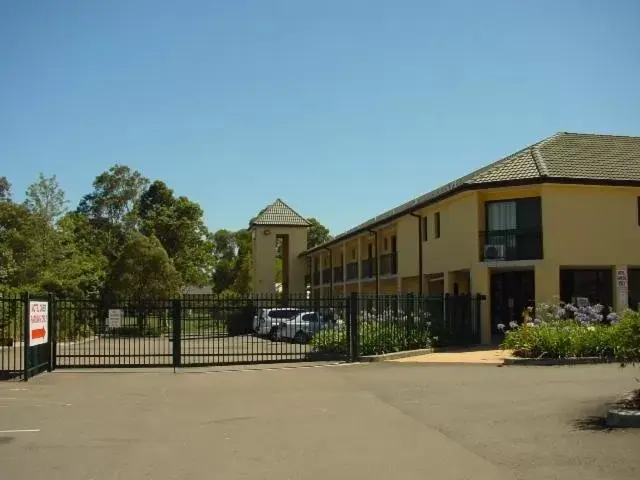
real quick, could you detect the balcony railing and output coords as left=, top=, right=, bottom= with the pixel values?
left=322, top=268, right=332, bottom=284
left=333, top=266, right=344, bottom=283
left=346, top=262, right=358, bottom=281
left=361, top=258, right=377, bottom=279
left=313, top=271, right=320, bottom=285
left=380, top=252, right=397, bottom=276
left=479, top=228, right=543, bottom=261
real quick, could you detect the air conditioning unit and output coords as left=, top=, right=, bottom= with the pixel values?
left=484, top=244, right=506, bottom=260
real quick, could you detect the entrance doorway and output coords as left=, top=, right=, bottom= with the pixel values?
left=490, top=270, right=535, bottom=336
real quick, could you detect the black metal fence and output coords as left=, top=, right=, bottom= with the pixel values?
left=1, top=292, right=484, bottom=376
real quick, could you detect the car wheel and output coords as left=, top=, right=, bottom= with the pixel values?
left=293, top=331, right=308, bottom=344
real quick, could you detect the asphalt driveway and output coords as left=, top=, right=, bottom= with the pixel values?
left=1, top=363, right=638, bottom=479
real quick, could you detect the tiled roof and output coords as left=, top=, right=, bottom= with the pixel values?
left=250, top=198, right=310, bottom=227
left=303, top=132, right=640, bottom=254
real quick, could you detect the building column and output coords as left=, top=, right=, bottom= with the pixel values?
left=470, top=264, right=491, bottom=345
left=444, top=271, right=455, bottom=294
left=341, top=245, right=347, bottom=296
left=614, top=265, right=629, bottom=312
left=534, top=263, right=560, bottom=306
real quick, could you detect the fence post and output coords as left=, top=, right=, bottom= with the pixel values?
left=348, top=292, right=359, bottom=362
left=172, top=299, right=182, bottom=369
left=22, top=292, right=29, bottom=382
left=48, top=293, right=55, bottom=372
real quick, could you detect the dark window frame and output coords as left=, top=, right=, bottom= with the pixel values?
left=422, top=216, right=428, bottom=241
left=434, top=212, right=441, bottom=238
left=484, top=196, right=542, bottom=231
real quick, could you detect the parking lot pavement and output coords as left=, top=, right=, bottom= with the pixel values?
left=1, top=363, right=639, bottom=480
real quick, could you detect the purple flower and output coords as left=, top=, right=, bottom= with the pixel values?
left=533, top=318, right=542, bottom=325
left=565, top=304, right=577, bottom=313
left=497, top=323, right=505, bottom=332
left=509, top=321, right=519, bottom=329
left=555, top=307, right=566, bottom=318
left=606, top=312, right=619, bottom=323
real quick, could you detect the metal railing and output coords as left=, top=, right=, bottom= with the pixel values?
left=322, top=268, right=332, bottom=284
left=361, top=258, right=376, bottom=279
left=1, top=292, right=486, bottom=375
left=380, top=252, right=397, bottom=276
left=346, top=262, right=358, bottom=281
left=333, top=266, right=344, bottom=283
left=479, top=228, right=543, bottom=261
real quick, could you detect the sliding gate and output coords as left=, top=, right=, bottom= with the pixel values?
left=53, top=295, right=349, bottom=368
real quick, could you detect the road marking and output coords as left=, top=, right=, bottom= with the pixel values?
left=0, top=429, right=40, bottom=434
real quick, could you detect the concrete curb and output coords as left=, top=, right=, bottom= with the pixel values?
left=607, top=392, right=640, bottom=428
left=359, top=348, right=434, bottom=362
left=503, top=356, right=610, bottom=366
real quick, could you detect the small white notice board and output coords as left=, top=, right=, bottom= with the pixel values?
left=29, top=300, right=49, bottom=346
left=108, top=309, right=123, bottom=329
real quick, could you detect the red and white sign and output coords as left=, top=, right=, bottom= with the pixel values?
left=29, top=301, right=48, bottom=346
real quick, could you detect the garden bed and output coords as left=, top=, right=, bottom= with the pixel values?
left=499, top=301, right=640, bottom=363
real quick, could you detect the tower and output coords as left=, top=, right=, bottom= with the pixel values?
left=249, top=199, right=309, bottom=295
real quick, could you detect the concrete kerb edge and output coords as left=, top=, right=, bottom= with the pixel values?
left=359, top=348, right=434, bottom=362
left=606, top=391, right=640, bottom=428
left=503, top=356, right=611, bottom=366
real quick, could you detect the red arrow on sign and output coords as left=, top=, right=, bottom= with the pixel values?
left=32, top=327, right=46, bottom=340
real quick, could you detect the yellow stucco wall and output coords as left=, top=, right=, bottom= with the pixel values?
left=418, top=191, right=479, bottom=274
left=252, top=225, right=308, bottom=294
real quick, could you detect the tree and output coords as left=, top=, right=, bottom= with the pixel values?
left=38, top=213, right=108, bottom=297
left=0, top=176, right=11, bottom=201
left=78, top=164, right=148, bottom=228
left=24, top=173, right=67, bottom=226
left=138, top=181, right=215, bottom=286
left=108, top=233, right=180, bottom=301
left=307, top=217, right=331, bottom=248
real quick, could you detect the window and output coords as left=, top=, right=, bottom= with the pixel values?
left=351, top=249, right=356, bottom=260
left=368, top=243, right=373, bottom=258
left=485, top=197, right=541, bottom=231
left=422, top=216, right=428, bottom=241
left=435, top=212, right=441, bottom=238
left=383, top=237, right=388, bottom=250
left=391, top=235, right=397, bottom=252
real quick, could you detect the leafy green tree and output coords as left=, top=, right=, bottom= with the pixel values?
left=38, top=213, right=108, bottom=297
left=78, top=164, right=148, bottom=228
left=0, top=200, right=48, bottom=288
left=307, top=217, right=331, bottom=248
left=138, top=181, right=215, bottom=286
left=108, top=233, right=181, bottom=301
left=0, top=176, right=11, bottom=201
left=24, top=173, right=67, bottom=226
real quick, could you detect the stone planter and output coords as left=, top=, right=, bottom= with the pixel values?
left=606, top=391, right=640, bottom=428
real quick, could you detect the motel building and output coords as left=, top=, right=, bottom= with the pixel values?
left=251, top=132, right=640, bottom=345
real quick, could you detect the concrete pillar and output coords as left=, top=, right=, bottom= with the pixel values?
left=444, top=271, right=455, bottom=294
left=614, top=265, right=629, bottom=312
left=470, top=264, right=491, bottom=345
left=534, top=263, right=560, bottom=306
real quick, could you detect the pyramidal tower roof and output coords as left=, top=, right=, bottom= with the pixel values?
left=250, top=198, right=310, bottom=227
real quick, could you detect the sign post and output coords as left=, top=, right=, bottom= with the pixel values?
left=23, top=293, right=50, bottom=381
left=29, top=300, right=48, bottom=346
left=108, top=309, right=123, bottom=329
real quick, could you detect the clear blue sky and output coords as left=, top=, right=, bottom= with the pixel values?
left=2, top=0, right=639, bottom=234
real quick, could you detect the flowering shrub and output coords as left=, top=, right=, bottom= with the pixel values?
left=500, top=300, right=634, bottom=359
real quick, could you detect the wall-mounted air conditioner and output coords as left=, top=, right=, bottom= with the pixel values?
left=484, top=244, right=506, bottom=261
